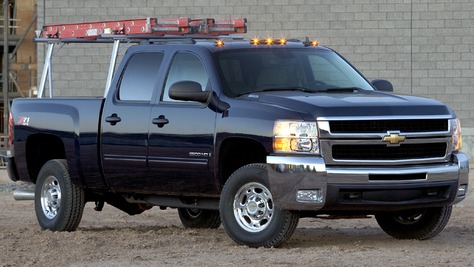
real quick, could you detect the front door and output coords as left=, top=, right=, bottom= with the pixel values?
left=148, top=51, right=218, bottom=195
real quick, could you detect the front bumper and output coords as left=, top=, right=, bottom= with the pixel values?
left=267, top=153, right=469, bottom=212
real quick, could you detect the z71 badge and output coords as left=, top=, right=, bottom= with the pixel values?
left=17, top=116, right=30, bottom=126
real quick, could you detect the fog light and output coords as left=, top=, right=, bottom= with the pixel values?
left=297, top=189, right=323, bottom=203
left=457, top=185, right=467, bottom=197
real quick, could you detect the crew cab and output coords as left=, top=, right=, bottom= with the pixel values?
left=4, top=17, right=469, bottom=248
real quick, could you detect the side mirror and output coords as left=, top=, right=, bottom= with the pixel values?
left=372, top=79, right=393, bottom=92
left=168, top=81, right=230, bottom=113
left=169, top=81, right=211, bottom=103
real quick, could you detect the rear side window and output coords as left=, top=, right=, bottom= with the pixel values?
left=118, top=52, right=164, bottom=101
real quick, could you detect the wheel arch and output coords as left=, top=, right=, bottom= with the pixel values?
left=26, top=133, right=66, bottom=183
left=217, top=137, right=269, bottom=189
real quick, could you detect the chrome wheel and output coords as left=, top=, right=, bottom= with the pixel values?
left=233, top=182, right=274, bottom=233
left=185, top=208, right=202, bottom=218
left=375, top=206, right=452, bottom=240
left=220, top=164, right=300, bottom=247
left=178, top=208, right=221, bottom=229
left=40, top=175, right=61, bottom=219
left=35, top=160, right=85, bottom=231
left=393, top=210, right=424, bottom=225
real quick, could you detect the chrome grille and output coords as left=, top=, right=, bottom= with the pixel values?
left=332, top=143, right=447, bottom=160
left=319, top=116, right=452, bottom=165
left=329, top=119, right=448, bottom=133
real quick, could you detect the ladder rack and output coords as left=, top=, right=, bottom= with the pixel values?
left=35, top=17, right=247, bottom=98
left=38, top=17, right=247, bottom=40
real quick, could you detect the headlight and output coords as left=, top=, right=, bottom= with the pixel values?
left=273, top=120, right=319, bottom=154
left=452, top=118, right=462, bottom=151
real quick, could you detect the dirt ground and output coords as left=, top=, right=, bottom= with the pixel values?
left=1, top=169, right=473, bottom=267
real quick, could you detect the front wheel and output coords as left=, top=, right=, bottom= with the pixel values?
left=219, top=164, right=299, bottom=248
left=375, top=206, right=452, bottom=240
left=35, top=159, right=85, bottom=231
left=177, top=208, right=221, bottom=229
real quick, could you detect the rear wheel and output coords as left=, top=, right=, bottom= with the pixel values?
left=220, top=164, right=299, bottom=248
left=35, top=159, right=85, bottom=231
left=375, top=206, right=452, bottom=240
left=178, top=208, right=221, bottom=229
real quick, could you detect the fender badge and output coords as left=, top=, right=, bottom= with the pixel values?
left=17, top=116, right=30, bottom=126
left=382, top=132, right=406, bottom=145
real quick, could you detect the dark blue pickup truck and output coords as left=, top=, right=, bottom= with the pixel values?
left=4, top=25, right=469, bottom=247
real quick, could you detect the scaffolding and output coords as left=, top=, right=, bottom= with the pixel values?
left=0, top=0, right=37, bottom=152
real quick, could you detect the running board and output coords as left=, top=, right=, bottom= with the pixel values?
left=131, top=195, right=220, bottom=210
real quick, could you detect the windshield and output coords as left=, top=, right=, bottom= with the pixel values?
left=214, top=48, right=374, bottom=97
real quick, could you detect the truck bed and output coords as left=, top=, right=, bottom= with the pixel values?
left=10, top=97, right=106, bottom=189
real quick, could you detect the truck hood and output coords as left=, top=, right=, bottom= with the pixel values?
left=245, top=90, right=452, bottom=119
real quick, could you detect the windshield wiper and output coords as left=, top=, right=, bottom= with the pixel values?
left=236, top=87, right=362, bottom=97
left=259, top=87, right=316, bottom=93
left=313, top=87, right=362, bottom=93
left=236, top=87, right=315, bottom=97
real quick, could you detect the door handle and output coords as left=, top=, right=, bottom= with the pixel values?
left=152, top=115, right=169, bottom=128
left=105, top=113, right=121, bottom=126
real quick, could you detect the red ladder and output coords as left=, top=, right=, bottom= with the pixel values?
left=40, top=17, right=247, bottom=39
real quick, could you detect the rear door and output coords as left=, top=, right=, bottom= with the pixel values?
left=148, top=49, right=218, bottom=195
left=101, top=50, right=164, bottom=192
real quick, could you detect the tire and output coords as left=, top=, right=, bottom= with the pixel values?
left=35, top=159, right=85, bottom=231
left=375, top=206, right=452, bottom=240
left=178, top=208, right=221, bottom=229
left=219, top=164, right=300, bottom=248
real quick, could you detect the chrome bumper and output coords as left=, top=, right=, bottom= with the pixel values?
left=266, top=153, right=469, bottom=211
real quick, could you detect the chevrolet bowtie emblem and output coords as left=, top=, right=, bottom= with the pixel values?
left=382, top=132, right=406, bottom=145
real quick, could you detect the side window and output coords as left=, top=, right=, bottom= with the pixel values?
left=162, top=52, right=209, bottom=102
left=118, top=52, right=164, bottom=101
